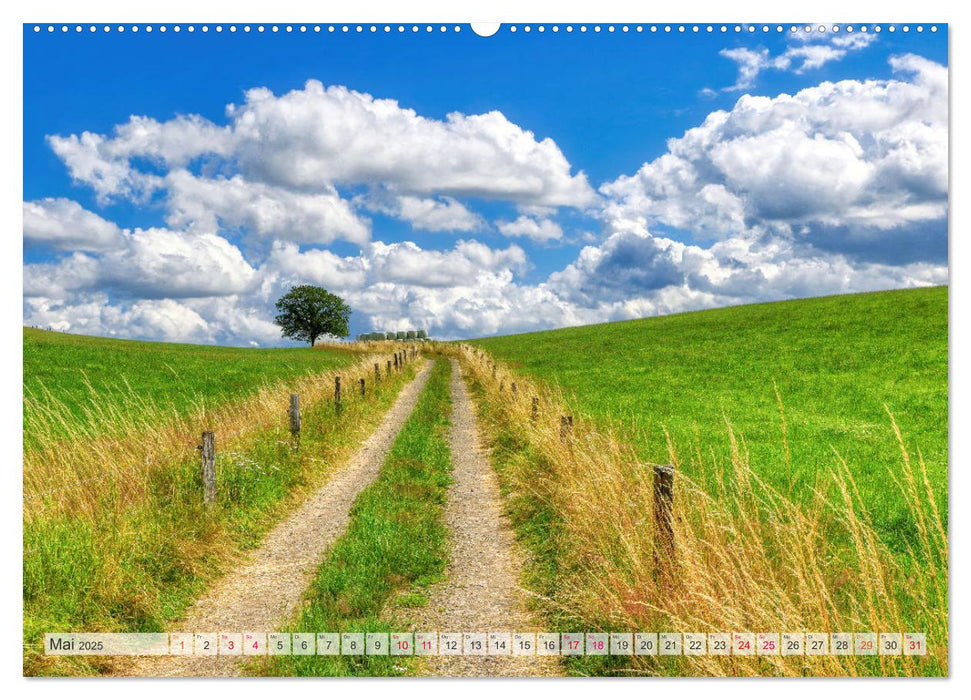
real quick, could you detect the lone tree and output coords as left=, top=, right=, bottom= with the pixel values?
left=274, top=285, right=351, bottom=346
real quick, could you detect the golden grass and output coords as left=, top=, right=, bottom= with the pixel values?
left=454, top=344, right=947, bottom=676
left=25, top=352, right=398, bottom=520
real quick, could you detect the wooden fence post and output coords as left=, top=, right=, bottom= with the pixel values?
left=653, top=464, right=676, bottom=580
left=289, top=394, right=301, bottom=438
left=499, top=381, right=504, bottom=393
left=387, top=359, right=392, bottom=375
left=374, top=362, right=381, bottom=383
left=511, top=382, right=517, bottom=395
left=201, top=430, right=216, bottom=504
left=560, top=415, right=573, bottom=442
left=359, top=377, right=366, bottom=396
left=335, top=376, right=342, bottom=415
left=531, top=397, right=539, bottom=425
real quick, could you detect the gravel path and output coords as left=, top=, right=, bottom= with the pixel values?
left=410, top=359, right=561, bottom=677
left=118, top=361, right=433, bottom=677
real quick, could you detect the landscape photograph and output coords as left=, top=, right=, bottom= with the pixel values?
left=22, top=20, right=948, bottom=678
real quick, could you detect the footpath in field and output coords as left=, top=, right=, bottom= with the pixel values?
left=119, top=361, right=434, bottom=677
left=413, top=359, right=560, bottom=677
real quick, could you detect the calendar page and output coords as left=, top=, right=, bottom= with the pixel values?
left=20, top=5, right=949, bottom=685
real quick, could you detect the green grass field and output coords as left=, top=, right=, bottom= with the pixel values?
left=24, top=328, right=354, bottom=446
left=471, top=287, right=948, bottom=554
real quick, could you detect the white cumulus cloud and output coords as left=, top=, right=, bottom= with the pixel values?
left=229, top=81, right=595, bottom=207
left=358, top=192, right=483, bottom=232
left=23, top=198, right=125, bottom=251
left=497, top=215, right=564, bottom=243
left=164, top=170, right=371, bottom=245
left=720, top=31, right=878, bottom=91
left=25, top=228, right=257, bottom=300
left=602, top=55, right=947, bottom=260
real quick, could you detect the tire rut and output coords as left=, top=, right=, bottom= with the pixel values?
left=408, top=358, right=561, bottom=677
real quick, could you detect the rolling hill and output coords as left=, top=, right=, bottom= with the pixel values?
left=471, top=286, right=948, bottom=550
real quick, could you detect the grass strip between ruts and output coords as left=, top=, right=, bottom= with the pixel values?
left=252, top=358, right=453, bottom=677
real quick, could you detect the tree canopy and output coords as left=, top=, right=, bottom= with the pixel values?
left=274, top=285, right=351, bottom=346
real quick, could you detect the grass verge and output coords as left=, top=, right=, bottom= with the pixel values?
left=251, top=358, right=453, bottom=677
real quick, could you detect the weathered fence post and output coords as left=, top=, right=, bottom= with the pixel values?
left=374, top=362, right=381, bottom=383
left=511, top=382, right=517, bottom=395
left=359, top=377, right=366, bottom=396
left=560, top=415, right=573, bottom=442
left=289, top=394, right=301, bottom=438
left=653, top=464, right=676, bottom=580
left=387, top=359, right=392, bottom=375
left=335, top=376, right=342, bottom=415
left=201, top=430, right=216, bottom=504
left=531, top=397, right=539, bottom=425
left=394, top=353, right=399, bottom=372
left=499, top=381, right=504, bottom=393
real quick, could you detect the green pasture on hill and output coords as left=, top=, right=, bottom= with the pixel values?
left=23, top=328, right=354, bottom=444
left=471, top=287, right=948, bottom=552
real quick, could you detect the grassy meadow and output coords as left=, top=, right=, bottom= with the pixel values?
left=23, top=329, right=416, bottom=676
left=471, top=287, right=948, bottom=554
left=461, top=287, right=947, bottom=676
left=24, top=328, right=355, bottom=450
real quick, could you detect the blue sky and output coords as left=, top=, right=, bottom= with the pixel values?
left=23, top=24, right=948, bottom=344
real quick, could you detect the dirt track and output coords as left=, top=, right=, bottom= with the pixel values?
left=408, top=359, right=561, bottom=677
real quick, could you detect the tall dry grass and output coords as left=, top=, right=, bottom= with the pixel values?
left=24, top=352, right=399, bottom=520
left=454, top=344, right=947, bottom=676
